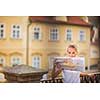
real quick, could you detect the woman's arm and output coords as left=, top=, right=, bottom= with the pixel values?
left=80, top=72, right=88, bottom=77
left=52, top=63, right=62, bottom=79
left=80, top=72, right=94, bottom=77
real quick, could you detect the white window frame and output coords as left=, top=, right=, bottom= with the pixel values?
left=32, top=26, right=42, bottom=40
left=48, top=55, right=59, bottom=69
left=32, top=55, right=41, bottom=68
left=79, top=30, right=86, bottom=42
left=66, top=29, right=73, bottom=41
left=49, top=27, right=59, bottom=41
left=11, top=56, right=22, bottom=66
left=0, top=23, right=5, bottom=39
left=11, top=24, right=21, bottom=39
left=0, top=56, right=5, bottom=66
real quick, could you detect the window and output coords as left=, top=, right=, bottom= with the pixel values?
left=66, top=29, right=72, bottom=41
left=11, top=56, right=22, bottom=66
left=0, top=57, right=5, bottom=66
left=48, top=55, right=59, bottom=69
left=32, top=27, right=41, bottom=40
left=50, top=28, right=59, bottom=41
left=90, top=49, right=99, bottom=58
left=0, top=24, right=5, bottom=39
left=79, top=30, right=85, bottom=41
left=11, top=25, right=21, bottom=39
left=32, top=56, right=41, bottom=68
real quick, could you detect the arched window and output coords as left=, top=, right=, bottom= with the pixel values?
left=0, top=56, right=5, bottom=66
left=32, top=55, right=41, bottom=68
left=11, top=56, right=22, bottom=66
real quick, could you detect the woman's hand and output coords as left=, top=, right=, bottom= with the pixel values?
left=63, top=58, right=72, bottom=63
left=52, top=62, right=62, bottom=79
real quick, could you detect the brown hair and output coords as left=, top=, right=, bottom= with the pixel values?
left=67, top=45, right=77, bottom=52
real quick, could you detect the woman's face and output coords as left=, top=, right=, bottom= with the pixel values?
left=66, top=47, right=77, bottom=57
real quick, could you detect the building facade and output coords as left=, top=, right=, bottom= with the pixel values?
left=0, top=16, right=29, bottom=66
left=81, top=16, right=100, bottom=70
left=88, top=17, right=100, bottom=69
left=0, top=16, right=93, bottom=71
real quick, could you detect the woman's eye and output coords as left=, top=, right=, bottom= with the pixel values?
left=68, top=51, right=76, bottom=54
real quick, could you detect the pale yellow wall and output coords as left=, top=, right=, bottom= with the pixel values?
left=0, top=17, right=93, bottom=70
left=90, top=59, right=99, bottom=65
left=0, top=16, right=29, bottom=66
left=29, top=22, right=91, bottom=69
left=90, top=45, right=100, bottom=66
left=90, top=45, right=100, bottom=58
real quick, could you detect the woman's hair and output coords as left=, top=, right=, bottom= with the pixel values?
left=67, top=44, right=78, bottom=52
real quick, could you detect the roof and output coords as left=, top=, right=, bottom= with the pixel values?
left=29, top=16, right=92, bottom=27
left=67, top=16, right=91, bottom=26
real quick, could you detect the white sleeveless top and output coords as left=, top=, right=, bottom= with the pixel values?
left=61, top=57, right=85, bottom=83
left=62, top=70, right=80, bottom=83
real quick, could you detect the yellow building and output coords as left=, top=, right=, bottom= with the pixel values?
left=90, top=27, right=100, bottom=70
left=28, top=16, right=91, bottom=70
left=0, top=16, right=93, bottom=71
left=0, top=16, right=29, bottom=66
left=81, top=16, right=100, bottom=70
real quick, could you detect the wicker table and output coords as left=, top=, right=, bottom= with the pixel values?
left=2, top=65, right=48, bottom=83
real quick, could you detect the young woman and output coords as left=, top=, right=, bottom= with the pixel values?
left=52, top=45, right=88, bottom=83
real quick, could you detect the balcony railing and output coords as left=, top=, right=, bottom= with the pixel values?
left=0, top=74, right=100, bottom=83
left=0, top=65, right=100, bottom=83
left=40, top=77, right=63, bottom=83
left=80, top=74, right=100, bottom=83
left=40, top=73, right=100, bottom=83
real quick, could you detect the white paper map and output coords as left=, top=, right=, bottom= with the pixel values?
left=54, top=57, right=85, bottom=72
